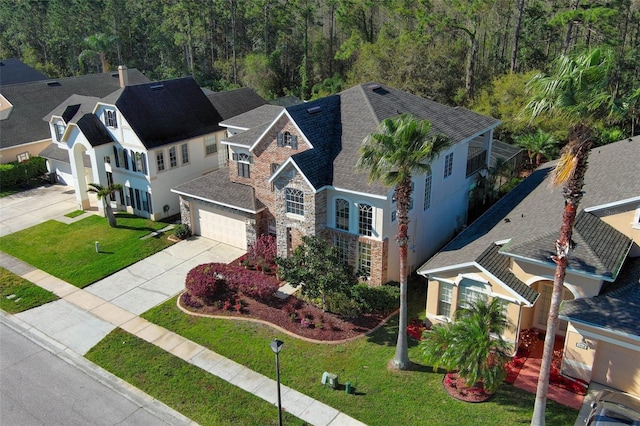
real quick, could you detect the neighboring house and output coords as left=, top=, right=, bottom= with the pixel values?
left=0, top=58, right=48, bottom=86
left=43, top=77, right=266, bottom=220
left=0, top=66, right=149, bottom=164
left=173, top=82, right=500, bottom=285
left=418, top=137, right=640, bottom=396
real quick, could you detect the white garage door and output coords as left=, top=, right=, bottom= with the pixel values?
left=591, top=341, right=640, bottom=394
left=193, top=206, right=247, bottom=249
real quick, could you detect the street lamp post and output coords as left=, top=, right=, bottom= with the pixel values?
left=270, top=339, right=284, bottom=426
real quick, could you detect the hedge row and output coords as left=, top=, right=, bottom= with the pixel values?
left=0, top=157, right=47, bottom=187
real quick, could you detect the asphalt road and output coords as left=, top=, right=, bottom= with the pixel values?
left=0, top=316, right=194, bottom=426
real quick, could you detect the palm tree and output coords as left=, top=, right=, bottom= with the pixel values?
left=514, top=129, right=558, bottom=167
left=79, top=33, right=118, bottom=73
left=87, top=183, right=123, bottom=228
left=357, top=113, right=450, bottom=370
left=420, top=298, right=512, bottom=393
left=524, top=48, right=614, bottom=425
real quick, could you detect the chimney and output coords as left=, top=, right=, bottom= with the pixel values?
left=118, top=65, right=129, bottom=88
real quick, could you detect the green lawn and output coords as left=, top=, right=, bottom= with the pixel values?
left=86, top=329, right=301, bottom=426
left=0, top=214, right=175, bottom=288
left=0, top=267, right=58, bottom=313
left=130, top=296, right=577, bottom=425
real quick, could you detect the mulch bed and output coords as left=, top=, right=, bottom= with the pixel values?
left=179, top=292, right=386, bottom=342
left=442, top=372, right=493, bottom=403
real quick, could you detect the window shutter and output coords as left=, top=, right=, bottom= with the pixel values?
left=277, top=132, right=283, bottom=147
left=291, top=135, right=298, bottom=149
left=249, top=155, right=254, bottom=164
left=123, top=149, right=129, bottom=170
left=147, top=192, right=153, bottom=214
left=141, top=152, right=147, bottom=174
left=113, top=146, right=120, bottom=168
left=131, top=150, right=137, bottom=172
left=232, top=153, right=238, bottom=161
left=128, top=188, right=134, bottom=207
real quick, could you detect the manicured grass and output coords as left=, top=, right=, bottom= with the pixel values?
left=139, top=297, right=578, bottom=425
left=86, top=328, right=302, bottom=425
left=0, top=214, right=174, bottom=288
left=0, top=267, right=58, bottom=313
left=64, top=210, right=85, bottom=218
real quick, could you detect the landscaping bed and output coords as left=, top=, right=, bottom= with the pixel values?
left=179, top=291, right=386, bottom=342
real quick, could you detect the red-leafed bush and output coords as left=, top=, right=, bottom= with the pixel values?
left=184, top=263, right=228, bottom=303
left=245, top=234, right=277, bottom=272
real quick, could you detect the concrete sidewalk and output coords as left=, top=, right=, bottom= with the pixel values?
left=0, top=239, right=366, bottom=426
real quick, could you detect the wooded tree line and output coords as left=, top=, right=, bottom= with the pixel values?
left=2, top=0, right=638, bottom=143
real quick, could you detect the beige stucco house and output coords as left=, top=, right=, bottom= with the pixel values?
left=418, top=137, right=640, bottom=396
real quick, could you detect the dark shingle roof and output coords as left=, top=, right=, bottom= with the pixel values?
left=172, top=168, right=263, bottom=213
left=502, top=211, right=632, bottom=279
left=476, top=243, right=539, bottom=305
left=287, top=95, right=342, bottom=189
left=1, top=69, right=149, bottom=149
left=0, top=58, right=48, bottom=86
left=115, top=77, right=223, bottom=149
left=420, top=137, right=640, bottom=273
left=77, top=114, right=114, bottom=147
left=206, top=88, right=266, bottom=121
left=560, top=256, right=640, bottom=337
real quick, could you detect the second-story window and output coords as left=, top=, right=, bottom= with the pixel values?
left=358, top=204, right=373, bottom=236
left=169, top=146, right=177, bottom=168
left=335, top=198, right=350, bottom=230
left=156, top=151, right=165, bottom=172
left=277, top=131, right=298, bottom=149
left=54, top=123, right=66, bottom=141
left=285, top=188, right=304, bottom=216
left=204, top=134, right=217, bottom=156
left=234, top=152, right=252, bottom=178
left=181, top=143, right=189, bottom=164
left=105, top=110, right=118, bottom=128
left=423, top=172, right=432, bottom=210
left=444, top=152, right=454, bottom=178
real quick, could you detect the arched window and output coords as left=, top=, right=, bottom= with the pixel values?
left=285, top=188, right=304, bottom=216
left=335, top=198, right=350, bottom=230
left=358, top=204, right=373, bottom=236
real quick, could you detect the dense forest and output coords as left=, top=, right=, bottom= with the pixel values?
left=2, top=0, right=638, bottom=144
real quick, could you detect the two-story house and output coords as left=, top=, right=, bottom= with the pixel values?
left=44, top=76, right=266, bottom=219
left=418, top=137, right=639, bottom=396
left=173, top=83, right=500, bottom=285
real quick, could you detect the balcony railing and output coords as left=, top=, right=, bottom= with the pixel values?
left=466, top=149, right=487, bottom=177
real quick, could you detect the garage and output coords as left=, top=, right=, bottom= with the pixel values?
left=192, top=205, right=247, bottom=249
left=591, top=341, right=640, bottom=394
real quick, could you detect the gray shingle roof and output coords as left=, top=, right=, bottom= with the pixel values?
left=115, top=77, right=223, bottom=149
left=220, top=104, right=283, bottom=130
left=420, top=136, right=640, bottom=274
left=223, top=122, right=272, bottom=148
left=1, top=69, right=149, bottom=149
left=0, top=58, right=48, bottom=86
left=206, top=88, right=266, bottom=121
left=39, top=143, right=91, bottom=167
left=560, top=256, right=640, bottom=337
left=42, top=94, right=101, bottom=124
left=476, top=243, right=539, bottom=305
left=502, top=211, right=632, bottom=279
left=172, top=168, right=263, bottom=213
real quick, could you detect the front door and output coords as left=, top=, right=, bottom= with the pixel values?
left=535, top=282, right=571, bottom=335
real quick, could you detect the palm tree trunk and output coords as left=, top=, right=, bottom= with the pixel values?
left=392, top=182, right=410, bottom=370
left=531, top=126, right=591, bottom=425
left=104, top=201, right=117, bottom=228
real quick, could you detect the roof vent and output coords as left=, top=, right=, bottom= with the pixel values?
left=307, top=106, right=322, bottom=114
left=150, top=83, right=165, bottom=91
left=366, top=83, right=381, bottom=90
left=47, top=81, right=61, bottom=87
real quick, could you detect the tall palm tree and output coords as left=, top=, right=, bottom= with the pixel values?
left=357, top=113, right=450, bottom=370
left=524, top=48, right=614, bottom=425
left=87, top=183, right=123, bottom=228
left=420, top=298, right=512, bottom=393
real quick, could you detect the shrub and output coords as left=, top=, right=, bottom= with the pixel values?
left=174, top=224, right=191, bottom=239
left=350, top=283, right=399, bottom=314
left=0, top=157, right=47, bottom=187
left=326, top=291, right=362, bottom=318
left=184, top=263, right=228, bottom=302
left=246, top=234, right=277, bottom=270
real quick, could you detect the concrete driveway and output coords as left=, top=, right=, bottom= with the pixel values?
left=0, top=184, right=80, bottom=237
